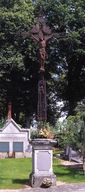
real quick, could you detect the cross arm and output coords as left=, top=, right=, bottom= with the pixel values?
left=44, top=33, right=54, bottom=41
left=31, top=34, right=39, bottom=42
left=16, top=30, right=30, bottom=40
left=54, top=32, right=68, bottom=39
left=16, top=29, right=40, bottom=43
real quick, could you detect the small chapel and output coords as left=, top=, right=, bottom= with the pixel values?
left=0, top=103, right=31, bottom=158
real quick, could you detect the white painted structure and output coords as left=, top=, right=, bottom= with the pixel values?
left=0, top=118, right=31, bottom=158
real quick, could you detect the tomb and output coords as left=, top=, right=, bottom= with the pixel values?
left=0, top=118, right=30, bottom=158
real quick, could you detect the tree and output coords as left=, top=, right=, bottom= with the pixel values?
left=58, top=114, right=81, bottom=149
left=58, top=111, right=85, bottom=175
left=0, top=0, right=34, bottom=123
left=80, top=112, right=85, bottom=175
left=75, top=100, right=85, bottom=175
left=0, top=0, right=85, bottom=125
left=34, top=0, right=85, bottom=117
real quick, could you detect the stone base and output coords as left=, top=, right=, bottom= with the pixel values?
left=29, top=173, right=56, bottom=188
left=29, top=139, right=57, bottom=188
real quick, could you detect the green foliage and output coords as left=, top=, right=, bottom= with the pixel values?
left=30, top=122, right=56, bottom=139
left=0, top=0, right=85, bottom=125
left=0, top=0, right=34, bottom=122
left=0, top=118, right=5, bottom=128
left=30, top=129, right=38, bottom=139
left=35, top=0, right=85, bottom=117
left=58, top=111, right=85, bottom=152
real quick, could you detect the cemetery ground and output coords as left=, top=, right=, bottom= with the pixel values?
left=0, top=155, right=85, bottom=189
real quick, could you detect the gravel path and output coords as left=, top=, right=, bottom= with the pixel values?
left=0, top=183, right=85, bottom=192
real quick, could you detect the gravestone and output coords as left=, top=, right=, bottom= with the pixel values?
left=30, top=139, right=56, bottom=187
left=65, top=146, right=82, bottom=163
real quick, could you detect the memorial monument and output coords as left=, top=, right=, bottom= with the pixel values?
left=29, top=16, right=56, bottom=188
left=30, top=16, right=53, bottom=122
left=16, top=2, right=67, bottom=184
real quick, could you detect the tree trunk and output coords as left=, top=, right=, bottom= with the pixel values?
left=83, top=154, right=85, bottom=175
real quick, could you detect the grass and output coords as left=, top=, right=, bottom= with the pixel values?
left=53, top=158, right=85, bottom=183
left=0, top=157, right=85, bottom=189
left=0, top=158, right=32, bottom=189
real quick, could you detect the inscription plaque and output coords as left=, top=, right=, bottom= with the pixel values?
left=37, top=151, right=51, bottom=171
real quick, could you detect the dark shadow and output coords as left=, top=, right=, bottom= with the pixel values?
left=54, top=164, right=84, bottom=178
left=64, top=163, right=83, bottom=170
left=0, top=177, right=31, bottom=187
left=12, top=178, right=31, bottom=186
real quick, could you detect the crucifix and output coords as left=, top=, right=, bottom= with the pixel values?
left=30, top=16, right=53, bottom=122
left=20, top=15, right=67, bottom=123
left=31, top=17, right=53, bottom=72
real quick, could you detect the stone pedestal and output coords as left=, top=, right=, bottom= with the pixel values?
left=29, top=139, right=56, bottom=187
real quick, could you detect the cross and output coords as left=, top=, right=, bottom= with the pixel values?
left=31, top=16, right=54, bottom=72
left=21, top=16, right=53, bottom=72
left=30, top=16, right=54, bottom=122
left=19, top=15, right=67, bottom=123
left=20, top=17, right=67, bottom=71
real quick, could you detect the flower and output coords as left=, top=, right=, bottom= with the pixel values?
left=30, top=122, right=55, bottom=139
left=38, top=128, right=54, bottom=139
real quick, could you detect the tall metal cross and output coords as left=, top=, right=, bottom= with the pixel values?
left=20, top=16, right=67, bottom=123
left=30, top=17, right=53, bottom=122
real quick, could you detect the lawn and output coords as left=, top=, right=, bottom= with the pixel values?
left=0, top=158, right=32, bottom=189
left=53, top=158, right=85, bottom=183
left=0, top=158, right=85, bottom=189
